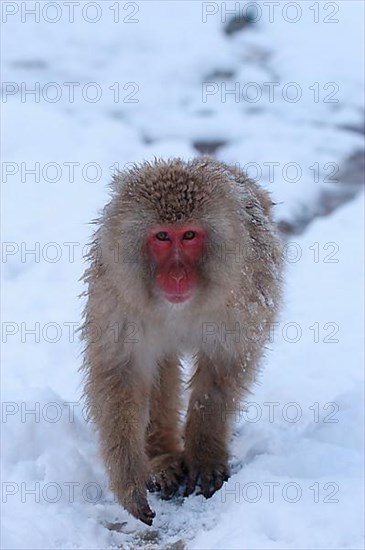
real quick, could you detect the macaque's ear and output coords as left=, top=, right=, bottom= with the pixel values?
left=228, top=164, right=274, bottom=219
left=257, top=188, right=274, bottom=218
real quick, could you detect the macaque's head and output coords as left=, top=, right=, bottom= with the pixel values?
left=100, top=158, right=253, bottom=312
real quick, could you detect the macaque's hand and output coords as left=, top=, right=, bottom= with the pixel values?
left=184, top=456, right=229, bottom=499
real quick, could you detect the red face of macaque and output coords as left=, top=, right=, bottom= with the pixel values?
left=147, top=224, right=205, bottom=303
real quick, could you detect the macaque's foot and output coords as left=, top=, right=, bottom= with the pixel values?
left=115, top=482, right=155, bottom=526
left=183, top=458, right=229, bottom=498
left=128, top=496, right=156, bottom=525
left=148, top=452, right=185, bottom=499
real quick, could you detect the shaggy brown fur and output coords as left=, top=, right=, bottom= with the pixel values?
left=81, top=157, right=283, bottom=525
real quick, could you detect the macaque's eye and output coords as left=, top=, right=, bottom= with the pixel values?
left=155, top=231, right=170, bottom=241
left=183, top=230, right=196, bottom=240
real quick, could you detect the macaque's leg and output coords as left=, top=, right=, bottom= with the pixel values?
left=146, top=357, right=184, bottom=498
left=92, top=368, right=155, bottom=525
left=184, top=352, right=242, bottom=498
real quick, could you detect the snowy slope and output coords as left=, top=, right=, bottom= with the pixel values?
left=1, top=1, right=364, bottom=548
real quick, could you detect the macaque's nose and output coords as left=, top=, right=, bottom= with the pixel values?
left=168, top=267, right=188, bottom=294
left=171, top=272, right=184, bottom=283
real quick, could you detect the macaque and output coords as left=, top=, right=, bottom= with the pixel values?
left=81, top=157, right=283, bottom=525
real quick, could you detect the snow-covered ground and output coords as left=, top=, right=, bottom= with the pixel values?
left=1, top=1, right=364, bottom=548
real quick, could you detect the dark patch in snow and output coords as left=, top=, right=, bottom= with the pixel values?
left=11, top=59, right=48, bottom=70
left=339, top=149, right=365, bottom=186
left=193, top=140, right=227, bottom=155
left=338, top=121, right=365, bottom=135
left=109, top=110, right=126, bottom=120
left=224, top=6, right=258, bottom=36
left=143, top=135, right=156, bottom=144
left=278, top=148, right=364, bottom=236
left=205, top=69, right=235, bottom=80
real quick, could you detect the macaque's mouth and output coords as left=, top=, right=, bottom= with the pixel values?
left=163, top=291, right=192, bottom=304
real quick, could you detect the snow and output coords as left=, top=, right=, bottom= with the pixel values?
left=1, top=1, right=364, bottom=548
